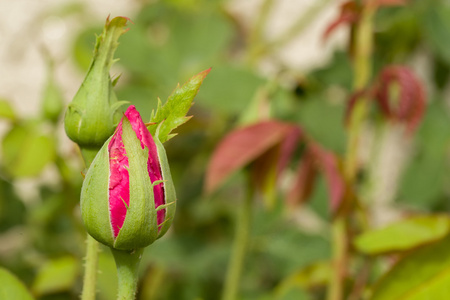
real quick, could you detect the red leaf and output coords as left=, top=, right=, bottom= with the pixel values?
left=375, top=66, right=426, bottom=133
left=323, top=1, right=360, bottom=41
left=205, top=121, right=299, bottom=194
left=310, top=143, right=346, bottom=214
left=251, top=126, right=302, bottom=208
left=287, top=149, right=317, bottom=207
left=277, top=126, right=303, bottom=175
left=323, top=0, right=406, bottom=41
left=251, top=145, right=280, bottom=208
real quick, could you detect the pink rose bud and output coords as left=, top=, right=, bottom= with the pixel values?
left=81, top=105, right=176, bottom=250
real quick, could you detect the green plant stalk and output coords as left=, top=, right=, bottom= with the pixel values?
left=111, top=248, right=144, bottom=300
left=267, top=0, right=331, bottom=50
left=82, top=235, right=100, bottom=300
left=81, top=148, right=100, bottom=169
left=221, top=183, right=254, bottom=300
left=247, top=0, right=331, bottom=65
left=247, top=0, right=275, bottom=65
left=327, top=217, right=347, bottom=300
left=80, top=146, right=101, bottom=300
left=327, top=2, right=376, bottom=300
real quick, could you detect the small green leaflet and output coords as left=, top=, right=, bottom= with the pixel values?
left=148, top=68, right=211, bottom=143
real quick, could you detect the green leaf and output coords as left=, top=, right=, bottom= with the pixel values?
left=149, top=68, right=210, bottom=143
left=296, top=96, right=346, bottom=155
left=0, top=180, right=26, bottom=232
left=197, top=65, right=265, bottom=114
left=355, top=215, right=450, bottom=255
left=2, top=124, right=56, bottom=178
left=0, top=99, right=16, bottom=121
left=422, top=3, right=450, bottom=64
left=273, top=261, right=331, bottom=300
left=32, top=256, right=79, bottom=296
left=0, top=267, right=34, bottom=300
left=370, top=234, right=450, bottom=300
left=398, top=101, right=450, bottom=208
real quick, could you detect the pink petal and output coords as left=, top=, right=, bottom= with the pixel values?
left=108, top=123, right=130, bottom=237
left=124, top=106, right=165, bottom=226
left=108, top=105, right=166, bottom=237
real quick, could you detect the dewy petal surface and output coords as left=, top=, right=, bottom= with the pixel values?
left=108, top=105, right=166, bottom=238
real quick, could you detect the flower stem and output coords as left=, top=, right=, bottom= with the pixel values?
left=81, top=235, right=100, bottom=300
left=111, top=248, right=144, bottom=300
left=81, top=147, right=100, bottom=169
left=80, top=146, right=101, bottom=300
left=221, top=183, right=254, bottom=300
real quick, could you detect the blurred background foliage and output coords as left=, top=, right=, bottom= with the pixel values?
left=1, top=0, right=450, bottom=299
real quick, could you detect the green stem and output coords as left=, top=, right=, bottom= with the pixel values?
left=221, top=183, right=254, bottom=300
left=111, top=248, right=144, bottom=300
left=81, top=147, right=100, bottom=169
left=247, top=0, right=330, bottom=65
left=344, top=96, right=369, bottom=181
left=247, top=0, right=275, bottom=66
left=327, top=217, right=347, bottom=300
left=80, top=146, right=101, bottom=300
left=81, top=235, right=100, bottom=300
left=327, top=3, right=376, bottom=300
left=267, top=0, right=331, bottom=50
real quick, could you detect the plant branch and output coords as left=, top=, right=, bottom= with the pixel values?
left=328, top=2, right=376, bottom=300
left=247, top=0, right=331, bottom=65
left=221, top=178, right=254, bottom=300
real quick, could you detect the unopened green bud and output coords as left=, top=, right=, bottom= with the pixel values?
left=64, top=16, right=129, bottom=148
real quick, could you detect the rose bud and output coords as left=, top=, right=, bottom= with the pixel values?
left=80, top=105, right=176, bottom=250
left=64, top=16, right=128, bottom=149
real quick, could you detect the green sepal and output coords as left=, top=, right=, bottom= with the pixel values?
left=151, top=180, right=166, bottom=186
left=64, top=16, right=129, bottom=148
left=154, top=135, right=177, bottom=239
left=156, top=200, right=175, bottom=212
left=80, top=138, right=115, bottom=248
left=114, top=117, right=158, bottom=250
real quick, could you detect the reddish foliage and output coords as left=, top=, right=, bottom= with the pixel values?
left=323, top=0, right=406, bottom=41
left=205, top=121, right=299, bottom=194
left=277, top=126, right=303, bottom=175
left=375, top=66, right=426, bottom=133
left=309, top=143, right=345, bottom=214
left=288, top=143, right=346, bottom=214
left=250, top=125, right=302, bottom=205
left=206, top=120, right=346, bottom=214
left=287, top=149, right=317, bottom=207
left=345, top=65, right=426, bottom=134
left=323, top=1, right=360, bottom=41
